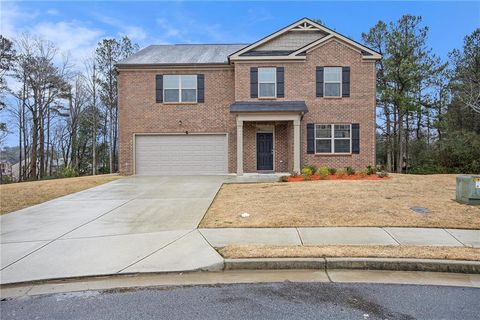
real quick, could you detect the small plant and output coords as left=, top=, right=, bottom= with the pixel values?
left=377, top=171, right=389, bottom=178
left=304, top=164, right=317, bottom=174
left=336, top=169, right=346, bottom=178
left=366, top=165, right=376, bottom=175
left=345, top=166, right=355, bottom=176
left=328, top=167, right=337, bottom=175
left=301, top=166, right=313, bottom=180
left=61, top=165, right=76, bottom=178
left=316, top=166, right=330, bottom=179
left=359, top=168, right=369, bottom=177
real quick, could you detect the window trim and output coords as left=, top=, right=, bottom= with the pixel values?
left=258, top=67, right=277, bottom=98
left=163, top=74, right=198, bottom=103
left=323, top=67, right=342, bottom=98
left=314, top=123, right=352, bottom=154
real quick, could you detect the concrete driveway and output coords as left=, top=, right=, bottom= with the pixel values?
left=0, top=176, right=227, bottom=284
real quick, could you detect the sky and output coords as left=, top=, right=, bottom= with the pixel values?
left=1, top=0, right=479, bottom=146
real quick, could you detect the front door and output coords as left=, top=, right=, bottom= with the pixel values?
left=256, top=132, right=273, bottom=171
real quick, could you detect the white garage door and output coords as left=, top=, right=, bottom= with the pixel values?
left=135, top=134, right=228, bottom=175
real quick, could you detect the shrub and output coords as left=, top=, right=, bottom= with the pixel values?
left=366, top=165, right=376, bottom=175
left=301, top=166, right=313, bottom=179
left=328, top=167, right=337, bottom=175
left=345, top=166, right=355, bottom=175
left=359, top=169, right=369, bottom=177
left=60, top=165, right=76, bottom=178
left=377, top=171, right=389, bottom=178
left=336, top=169, right=346, bottom=178
left=304, top=164, right=317, bottom=174
left=316, top=166, right=329, bottom=179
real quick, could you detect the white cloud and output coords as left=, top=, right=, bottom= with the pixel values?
left=46, top=8, right=59, bottom=16
left=93, top=13, right=147, bottom=42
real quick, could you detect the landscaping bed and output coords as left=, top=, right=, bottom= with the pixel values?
left=200, top=174, right=480, bottom=229
left=218, top=245, right=480, bottom=261
left=0, top=174, right=122, bottom=215
left=288, top=173, right=388, bottom=182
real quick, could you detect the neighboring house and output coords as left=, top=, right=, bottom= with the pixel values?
left=0, top=161, right=12, bottom=180
left=117, top=18, right=381, bottom=175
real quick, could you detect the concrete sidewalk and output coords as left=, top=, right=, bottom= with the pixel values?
left=199, top=227, right=480, bottom=248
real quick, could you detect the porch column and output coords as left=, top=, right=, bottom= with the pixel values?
left=236, top=118, right=243, bottom=175
left=293, top=118, right=301, bottom=173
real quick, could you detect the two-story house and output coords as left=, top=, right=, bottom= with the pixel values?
left=117, top=18, right=381, bottom=175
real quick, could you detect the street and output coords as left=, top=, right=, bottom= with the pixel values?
left=2, top=282, right=479, bottom=320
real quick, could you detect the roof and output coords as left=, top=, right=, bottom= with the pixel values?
left=230, top=101, right=308, bottom=113
left=117, top=44, right=247, bottom=65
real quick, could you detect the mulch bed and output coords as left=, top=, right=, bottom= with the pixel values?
left=288, top=173, right=388, bottom=182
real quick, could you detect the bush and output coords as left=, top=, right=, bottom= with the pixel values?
left=316, top=166, right=330, bottom=179
left=304, top=164, right=317, bottom=175
left=366, top=165, right=376, bottom=175
left=377, top=171, right=389, bottom=178
left=359, top=169, right=369, bottom=177
left=301, top=166, right=313, bottom=179
left=60, top=165, right=76, bottom=178
left=345, top=166, right=355, bottom=175
left=336, top=169, right=346, bottom=178
left=328, top=167, right=337, bottom=175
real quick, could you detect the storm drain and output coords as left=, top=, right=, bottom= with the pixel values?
left=410, top=207, right=429, bottom=215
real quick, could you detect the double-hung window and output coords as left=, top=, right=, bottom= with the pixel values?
left=315, top=124, right=351, bottom=154
left=324, top=67, right=342, bottom=97
left=164, top=75, right=197, bottom=103
left=258, top=67, right=276, bottom=98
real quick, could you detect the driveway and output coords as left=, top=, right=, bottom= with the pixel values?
left=0, top=176, right=227, bottom=284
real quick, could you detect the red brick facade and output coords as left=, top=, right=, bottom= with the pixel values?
left=118, top=38, right=376, bottom=175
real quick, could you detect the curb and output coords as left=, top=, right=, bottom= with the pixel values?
left=224, top=257, right=480, bottom=274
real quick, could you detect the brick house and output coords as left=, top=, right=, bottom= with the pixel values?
left=117, top=18, right=381, bottom=175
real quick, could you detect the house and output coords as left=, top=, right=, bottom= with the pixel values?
left=117, top=18, right=381, bottom=175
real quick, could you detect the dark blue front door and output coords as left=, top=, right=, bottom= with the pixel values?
left=257, top=132, right=273, bottom=171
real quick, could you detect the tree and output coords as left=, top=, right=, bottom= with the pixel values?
left=0, top=35, right=16, bottom=141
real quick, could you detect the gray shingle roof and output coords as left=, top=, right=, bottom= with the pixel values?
left=230, top=101, right=308, bottom=113
left=118, top=44, right=248, bottom=65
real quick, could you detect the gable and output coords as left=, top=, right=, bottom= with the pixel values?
left=230, top=18, right=381, bottom=61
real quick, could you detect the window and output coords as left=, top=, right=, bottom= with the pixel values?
left=258, top=67, right=276, bottom=98
left=324, top=67, right=341, bottom=97
left=315, top=124, right=351, bottom=153
left=163, top=75, right=197, bottom=103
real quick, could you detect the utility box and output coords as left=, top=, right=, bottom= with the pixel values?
left=456, top=175, right=480, bottom=205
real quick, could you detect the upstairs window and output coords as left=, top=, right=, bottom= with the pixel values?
left=315, top=124, right=351, bottom=154
left=164, top=75, right=197, bottom=103
left=258, top=67, right=276, bottom=98
left=324, top=67, right=341, bottom=97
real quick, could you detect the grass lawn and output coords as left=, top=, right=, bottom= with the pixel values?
left=200, top=174, right=480, bottom=229
left=0, top=174, right=122, bottom=215
left=218, top=245, right=480, bottom=261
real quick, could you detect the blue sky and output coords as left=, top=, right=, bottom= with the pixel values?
left=1, top=1, right=479, bottom=146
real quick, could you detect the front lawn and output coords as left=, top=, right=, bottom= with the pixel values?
left=0, top=174, right=122, bottom=215
left=200, top=174, right=480, bottom=229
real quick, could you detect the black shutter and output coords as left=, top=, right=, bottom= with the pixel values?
left=307, top=123, right=315, bottom=154
left=276, top=67, right=284, bottom=98
left=352, top=123, right=360, bottom=154
left=250, top=67, right=258, bottom=98
left=155, top=75, right=163, bottom=103
left=342, top=67, right=350, bottom=97
left=316, top=67, right=324, bottom=97
left=197, top=74, right=205, bottom=103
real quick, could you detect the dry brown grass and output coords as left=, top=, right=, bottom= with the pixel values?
left=218, top=245, right=480, bottom=261
left=0, top=174, right=122, bottom=215
left=200, top=174, right=480, bottom=229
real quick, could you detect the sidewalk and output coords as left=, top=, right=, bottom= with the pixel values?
left=199, top=227, right=480, bottom=248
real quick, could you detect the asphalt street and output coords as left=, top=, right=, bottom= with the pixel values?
left=1, top=282, right=479, bottom=320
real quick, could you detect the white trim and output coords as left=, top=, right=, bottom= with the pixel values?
left=258, top=67, right=277, bottom=98
left=229, top=18, right=381, bottom=61
left=163, top=75, right=197, bottom=103
left=314, top=123, right=352, bottom=154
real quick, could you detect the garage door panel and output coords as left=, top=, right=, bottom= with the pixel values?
left=135, top=135, right=227, bottom=175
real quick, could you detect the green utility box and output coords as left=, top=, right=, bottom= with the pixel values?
left=456, top=175, right=480, bottom=205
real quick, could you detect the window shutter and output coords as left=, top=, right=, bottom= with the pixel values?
left=342, top=67, right=350, bottom=97
left=197, top=74, right=205, bottom=103
left=352, top=123, right=360, bottom=154
left=155, top=75, right=163, bottom=103
left=307, top=123, right=315, bottom=154
left=276, top=67, right=284, bottom=98
left=250, top=67, right=258, bottom=98
left=316, top=67, right=324, bottom=97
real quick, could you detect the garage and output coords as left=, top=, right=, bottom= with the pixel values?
left=134, top=134, right=228, bottom=175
